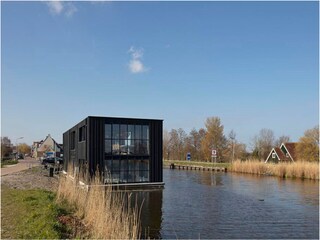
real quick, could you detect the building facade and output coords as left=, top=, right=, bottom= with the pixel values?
left=63, top=116, right=163, bottom=185
left=265, top=142, right=297, bottom=163
left=32, top=134, right=63, bottom=159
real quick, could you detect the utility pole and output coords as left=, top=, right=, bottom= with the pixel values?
left=229, top=130, right=236, bottom=163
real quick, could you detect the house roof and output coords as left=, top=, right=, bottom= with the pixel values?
left=274, top=147, right=286, bottom=160
left=37, top=134, right=63, bottom=152
left=265, top=142, right=298, bottom=162
left=281, top=142, right=297, bottom=161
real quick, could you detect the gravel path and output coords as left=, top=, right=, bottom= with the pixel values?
left=1, top=166, right=59, bottom=191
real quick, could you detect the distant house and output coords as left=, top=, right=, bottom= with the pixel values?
left=265, top=142, right=297, bottom=163
left=31, top=141, right=43, bottom=158
left=32, top=134, right=63, bottom=159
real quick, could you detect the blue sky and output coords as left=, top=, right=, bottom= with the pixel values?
left=2, top=1, right=319, bottom=148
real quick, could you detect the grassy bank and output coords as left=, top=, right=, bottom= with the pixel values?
left=1, top=185, right=70, bottom=239
left=57, top=173, right=140, bottom=239
left=164, top=159, right=319, bottom=180
left=230, top=160, right=319, bottom=180
left=164, top=160, right=230, bottom=168
left=1, top=159, right=18, bottom=168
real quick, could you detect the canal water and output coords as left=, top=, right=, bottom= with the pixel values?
left=137, top=169, right=319, bottom=239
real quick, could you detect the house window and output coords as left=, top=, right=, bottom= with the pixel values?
left=79, top=126, right=86, bottom=142
left=104, top=123, right=150, bottom=183
left=286, top=153, right=289, bottom=158
left=272, top=152, right=276, bottom=159
left=70, top=131, right=75, bottom=150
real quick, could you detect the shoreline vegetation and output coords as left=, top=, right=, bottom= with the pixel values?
left=164, top=160, right=319, bottom=180
left=56, top=170, right=141, bottom=239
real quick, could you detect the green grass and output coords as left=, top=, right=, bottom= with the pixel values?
left=1, top=185, right=71, bottom=239
left=164, top=160, right=230, bottom=168
left=1, top=159, right=18, bottom=168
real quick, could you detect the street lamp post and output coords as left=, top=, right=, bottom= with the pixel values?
left=15, top=137, right=24, bottom=159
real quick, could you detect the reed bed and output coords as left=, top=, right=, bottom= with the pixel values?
left=231, top=160, right=319, bottom=180
left=56, top=169, right=141, bottom=239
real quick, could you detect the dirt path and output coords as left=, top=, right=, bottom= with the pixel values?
left=1, top=165, right=59, bottom=191
left=1, top=158, right=41, bottom=177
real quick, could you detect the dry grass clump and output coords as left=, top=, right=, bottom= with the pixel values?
left=231, top=160, right=319, bottom=180
left=230, top=160, right=268, bottom=175
left=56, top=168, right=140, bottom=239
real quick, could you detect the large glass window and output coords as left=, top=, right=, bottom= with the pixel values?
left=112, top=139, right=120, bottom=155
left=104, top=123, right=150, bottom=183
left=112, top=124, right=120, bottom=139
left=105, top=124, right=112, bottom=139
left=142, top=125, right=149, bottom=140
left=105, top=140, right=112, bottom=154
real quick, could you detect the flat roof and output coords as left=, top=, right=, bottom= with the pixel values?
left=87, top=116, right=164, bottom=121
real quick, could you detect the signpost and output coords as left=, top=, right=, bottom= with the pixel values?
left=186, top=152, right=191, bottom=161
left=211, top=149, right=217, bottom=165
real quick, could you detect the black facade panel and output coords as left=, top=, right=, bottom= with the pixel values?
left=88, top=117, right=105, bottom=176
left=63, top=131, right=69, bottom=171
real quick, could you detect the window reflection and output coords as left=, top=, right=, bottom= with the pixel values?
left=105, top=124, right=112, bottom=139
left=112, top=139, right=120, bottom=155
left=128, top=125, right=135, bottom=139
left=142, top=125, right=149, bottom=140
left=113, top=124, right=119, bottom=139
left=105, top=140, right=112, bottom=154
left=120, top=124, right=128, bottom=139
left=112, top=160, right=119, bottom=172
left=104, top=122, right=151, bottom=183
left=135, top=125, right=141, bottom=139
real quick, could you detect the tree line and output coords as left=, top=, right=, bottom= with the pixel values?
left=1, top=137, right=31, bottom=159
left=163, top=116, right=319, bottom=162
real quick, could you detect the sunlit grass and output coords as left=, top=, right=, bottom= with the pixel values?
left=1, top=185, right=70, bottom=239
left=56, top=168, right=141, bottom=239
left=230, top=160, right=319, bottom=180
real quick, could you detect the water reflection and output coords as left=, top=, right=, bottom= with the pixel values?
left=131, top=190, right=163, bottom=239
left=136, top=169, right=319, bottom=239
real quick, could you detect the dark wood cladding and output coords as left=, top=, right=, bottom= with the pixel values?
left=63, top=116, right=163, bottom=183
left=150, top=120, right=163, bottom=182
left=87, top=117, right=105, bottom=176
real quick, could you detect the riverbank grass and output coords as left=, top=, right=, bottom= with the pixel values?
left=57, top=173, right=141, bottom=239
left=1, top=185, right=70, bottom=239
left=231, top=160, right=319, bottom=180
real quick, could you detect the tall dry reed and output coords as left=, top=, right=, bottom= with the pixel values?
left=56, top=168, right=141, bottom=239
left=231, top=160, right=319, bottom=180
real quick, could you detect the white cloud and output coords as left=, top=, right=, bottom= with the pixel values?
left=65, top=3, right=78, bottom=17
left=46, top=1, right=77, bottom=17
left=128, top=46, right=148, bottom=74
left=47, top=1, right=63, bottom=15
left=129, top=59, right=145, bottom=73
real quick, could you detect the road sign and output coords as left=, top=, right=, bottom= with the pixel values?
left=187, top=152, right=191, bottom=161
left=211, top=149, right=217, bottom=157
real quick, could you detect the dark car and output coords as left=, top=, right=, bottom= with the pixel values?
left=42, top=157, right=63, bottom=165
left=17, top=153, right=24, bottom=159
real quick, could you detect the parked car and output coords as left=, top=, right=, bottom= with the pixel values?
left=42, top=157, right=63, bottom=165
left=17, top=153, right=24, bottom=159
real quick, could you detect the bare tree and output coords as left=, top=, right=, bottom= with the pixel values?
left=252, top=128, right=275, bottom=160
left=1, top=137, right=13, bottom=158
left=275, top=135, right=291, bottom=147
left=163, top=129, right=170, bottom=160
left=169, top=129, right=179, bottom=160
left=177, top=128, right=187, bottom=160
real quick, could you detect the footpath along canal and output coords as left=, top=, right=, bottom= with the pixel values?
left=137, top=168, right=319, bottom=239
